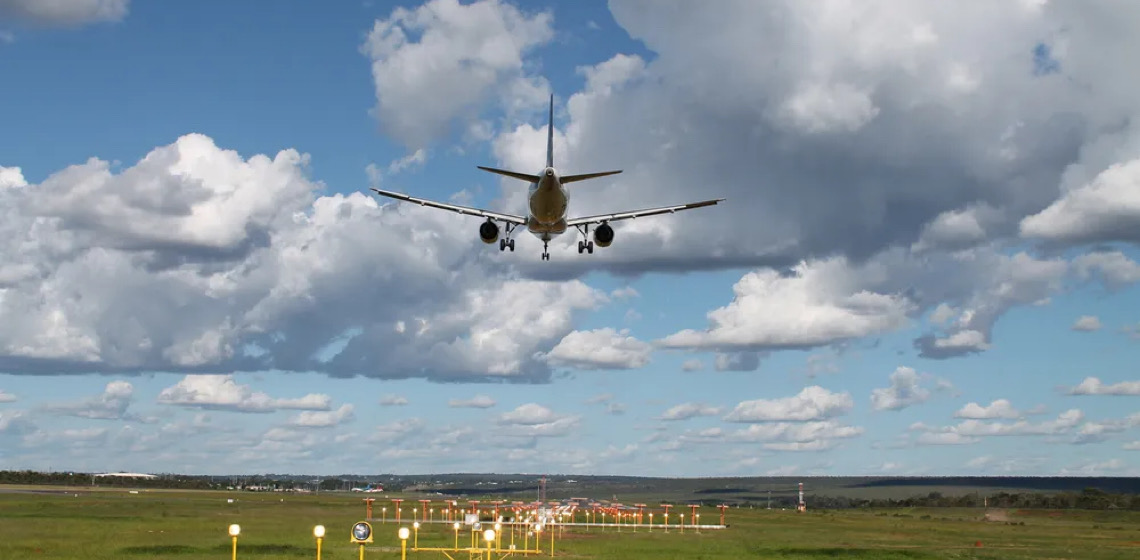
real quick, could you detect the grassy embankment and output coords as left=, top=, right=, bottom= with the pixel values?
left=2, top=485, right=1138, bottom=559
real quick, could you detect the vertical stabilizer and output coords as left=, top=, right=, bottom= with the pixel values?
left=546, top=93, right=554, bottom=169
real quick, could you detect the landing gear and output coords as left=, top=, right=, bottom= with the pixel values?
left=574, top=224, right=595, bottom=255
left=499, top=224, right=517, bottom=252
left=542, top=240, right=550, bottom=261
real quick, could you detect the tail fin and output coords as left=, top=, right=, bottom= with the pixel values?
left=546, top=93, right=554, bottom=169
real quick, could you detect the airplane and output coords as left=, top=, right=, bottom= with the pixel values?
left=369, top=94, right=724, bottom=260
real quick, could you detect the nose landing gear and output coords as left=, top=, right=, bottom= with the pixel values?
left=541, top=240, right=550, bottom=261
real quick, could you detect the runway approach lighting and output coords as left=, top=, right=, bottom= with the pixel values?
left=227, top=524, right=240, bottom=560
left=484, top=529, right=496, bottom=560
left=313, top=525, right=325, bottom=560
left=398, top=527, right=410, bottom=560
left=351, top=521, right=373, bottom=560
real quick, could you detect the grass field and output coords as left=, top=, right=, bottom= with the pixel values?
left=2, top=485, right=1139, bottom=559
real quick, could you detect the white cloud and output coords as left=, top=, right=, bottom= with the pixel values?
left=387, top=149, right=427, bottom=175
left=1021, top=158, right=1140, bottom=246
left=498, top=403, right=561, bottom=426
left=1124, top=441, right=1140, bottom=450
left=713, top=352, right=762, bottom=372
left=0, top=390, right=15, bottom=403
left=1073, top=251, right=1140, bottom=290
left=729, top=421, right=863, bottom=446
left=724, top=386, right=853, bottom=422
left=542, top=327, right=652, bottom=370
left=0, top=166, right=27, bottom=188
left=1071, top=315, right=1102, bottom=332
left=659, top=402, right=721, bottom=421
left=1068, top=377, right=1140, bottom=396
left=448, top=395, right=496, bottom=408
left=156, top=375, right=331, bottom=413
left=360, top=0, right=554, bottom=149
left=954, top=399, right=1022, bottom=419
left=0, top=410, right=34, bottom=434
left=913, top=409, right=1085, bottom=445
left=585, top=393, right=613, bottom=404
left=287, top=404, right=355, bottom=428
left=379, top=394, right=408, bottom=406
left=43, top=380, right=135, bottom=420
left=0, top=133, right=610, bottom=382
left=870, top=366, right=931, bottom=411
left=680, top=359, right=704, bottom=372
left=659, top=257, right=913, bottom=352
left=0, top=0, right=128, bottom=26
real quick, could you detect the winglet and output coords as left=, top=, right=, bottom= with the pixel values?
left=546, top=93, right=554, bottom=169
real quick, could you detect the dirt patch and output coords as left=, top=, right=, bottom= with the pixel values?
left=983, top=509, right=1009, bottom=522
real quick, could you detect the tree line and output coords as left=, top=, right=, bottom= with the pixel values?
left=726, top=488, right=1140, bottom=511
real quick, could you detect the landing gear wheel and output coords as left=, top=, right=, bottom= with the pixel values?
left=577, top=241, right=585, bottom=254
left=587, top=241, right=594, bottom=254
left=499, top=239, right=506, bottom=251
left=508, top=239, right=515, bottom=251
left=542, top=241, right=550, bottom=261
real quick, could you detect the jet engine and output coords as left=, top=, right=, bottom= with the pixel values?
left=593, top=223, right=614, bottom=248
left=479, top=220, right=500, bottom=244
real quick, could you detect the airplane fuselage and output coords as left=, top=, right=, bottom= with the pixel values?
left=526, top=167, right=569, bottom=241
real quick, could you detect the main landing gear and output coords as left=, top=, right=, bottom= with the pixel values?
left=498, top=223, right=517, bottom=252
left=575, top=224, right=594, bottom=254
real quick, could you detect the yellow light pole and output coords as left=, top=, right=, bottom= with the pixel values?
left=494, top=522, right=502, bottom=550
left=664, top=513, right=669, bottom=533
left=382, top=508, right=387, bottom=524
left=680, top=513, right=685, bottom=534
left=313, top=525, right=325, bottom=560
left=398, top=527, right=409, bottom=560
left=483, top=529, right=495, bottom=560
left=413, top=522, right=420, bottom=549
left=453, top=522, right=460, bottom=550
left=695, top=513, right=701, bottom=534
left=431, top=508, right=435, bottom=522
left=228, top=524, right=241, bottom=560
left=649, top=513, right=654, bottom=532
left=534, top=524, right=542, bottom=554
left=550, top=522, right=555, bottom=557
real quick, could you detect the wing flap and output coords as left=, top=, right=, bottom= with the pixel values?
left=369, top=188, right=528, bottom=225
left=566, top=198, right=724, bottom=226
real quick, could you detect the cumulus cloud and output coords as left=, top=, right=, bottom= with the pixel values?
left=1071, top=315, right=1102, bottom=332
left=0, top=410, right=34, bottom=435
left=43, top=380, right=135, bottom=420
left=156, top=375, right=331, bottom=413
left=1021, top=159, right=1140, bottom=246
left=1068, top=377, right=1140, bottom=396
left=724, top=386, right=853, bottom=423
left=496, top=403, right=580, bottom=438
left=659, top=258, right=913, bottom=352
left=0, top=390, right=15, bottom=403
left=360, top=0, right=554, bottom=150
left=0, top=0, right=128, bottom=26
left=911, top=409, right=1085, bottom=445
left=287, top=404, right=355, bottom=428
left=1072, top=251, right=1140, bottom=290
left=954, top=399, right=1023, bottom=419
left=680, top=359, right=703, bottom=372
left=659, top=402, right=721, bottom=421
left=870, top=366, right=932, bottom=411
left=448, top=395, right=496, bottom=408
left=713, top=352, right=762, bottom=372
left=0, top=133, right=613, bottom=382
left=378, top=394, right=408, bottom=406
left=542, top=327, right=653, bottom=370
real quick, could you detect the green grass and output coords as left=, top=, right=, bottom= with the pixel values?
left=2, top=486, right=1139, bottom=559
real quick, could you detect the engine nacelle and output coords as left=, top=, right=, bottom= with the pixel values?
left=479, top=221, right=500, bottom=244
left=593, top=223, right=614, bottom=248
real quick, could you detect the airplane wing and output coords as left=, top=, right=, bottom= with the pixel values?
left=369, top=188, right=528, bottom=225
left=565, top=198, right=725, bottom=226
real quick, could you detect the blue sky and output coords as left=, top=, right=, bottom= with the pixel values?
left=1, top=0, right=1140, bottom=477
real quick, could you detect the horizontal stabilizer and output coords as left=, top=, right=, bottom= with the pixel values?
left=477, top=166, right=540, bottom=183
left=561, top=170, right=623, bottom=184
